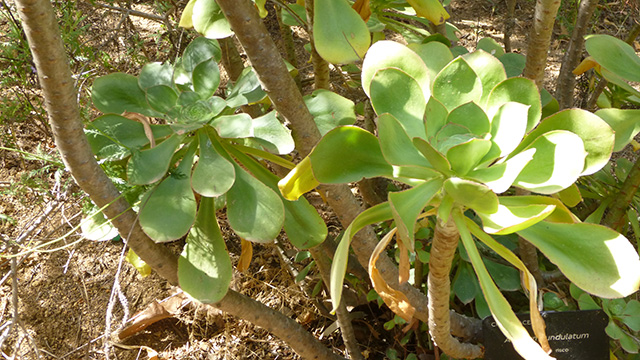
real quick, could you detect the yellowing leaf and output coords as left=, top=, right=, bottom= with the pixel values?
left=406, top=0, right=450, bottom=25
left=254, top=0, right=268, bottom=18
left=313, top=0, right=371, bottom=63
left=573, top=56, right=600, bottom=76
left=238, top=238, right=253, bottom=272
left=369, top=228, right=415, bottom=321
left=352, top=0, right=371, bottom=22
left=179, top=0, right=196, bottom=28
left=125, top=249, right=152, bottom=277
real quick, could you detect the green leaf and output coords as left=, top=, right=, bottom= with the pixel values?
left=476, top=38, right=505, bottom=58
left=462, top=50, right=507, bottom=106
left=127, top=134, right=183, bottom=185
left=585, top=34, right=640, bottom=83
left=139, top=144, right=198, bottom=242
left=468, top=149, right=535, bottom=194
left=281, top=3, right=306, bottom=27
left=192, top=58, right=220, bottom=99
left=86, top=114, right=173, bottom=160
left=453, top=210, right=553, bottom=359
left=407, top=41, right=453, bottom=87
left=210, top=114, right=252, bottom=138
left=499, top=53, right=526, bottom=78
left=370, top=68, right=427, bottom=139
left=513, top=130, right=587, bottom=194
left=377, top=113, right=431, bottom=168
left=81, top=210, right=119, bottom=241
left=191, top=129, right=235, bottom=197
left=484, top=258, right=520, bottom=291
left=251, top=111, right=295, bottom=154
left=139, top=62, right=174, bottom=90
left=425, top=96, right=449, bottom=141
left=183, top=37, right=222, bottom=71
left=486, top=77, right=541, bottom=133
left=477, top=200, right=555, bottom=235
left=518, top=221, right=640, bottom=298
left=178, top=196, right=232, bottom=303
left=92, top=73, right=160, bottom=117
left=514, top=109, right=614, bottom=176
left=432, top=57, right=483, bottom=111
left=192, top=0, right=233, bottom=39
left=304, top=89, right=356, bottom=136
left=313, top=0, right=370, bottom=64
left=446, top=138, right=492, bottom=176
left=486, top=102, right=530, bottom=160
left=446, top=102, right=490, bottom=137
left=309, top=126, right=393, bottom=183
left=389, top=178, right=444, bottom=252
left=225, top=145, right=327, bottom=249
left=453, top=261, right=479, bottom=304
left=595, top=109, right=640, bottom=152
left=362, top=40, right=431, bottom=101
left=497, top=195, right=578, bottom=224
left=226, top=163, right=285, bottom=243
left=621, top=300, right=640, bottom=331
left=225, top=67, right=267, bottom=107
left=330, top=202, right=393, bottom=313
left=412, top=137, right=453, bottom=175
left=146, top=85, right=178, bottom=114
left=444, top=177, right=498, bottom=214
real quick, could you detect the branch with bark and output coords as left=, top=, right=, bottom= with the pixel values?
left=15, top=0, right=345, bottom=359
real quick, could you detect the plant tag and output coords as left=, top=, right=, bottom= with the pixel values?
left=482, top=309, right=608, bottom=359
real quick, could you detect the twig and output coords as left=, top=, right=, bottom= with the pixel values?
left=103, top=240, right=130, bottom=360
left=93, top=2, right=173, bottom=31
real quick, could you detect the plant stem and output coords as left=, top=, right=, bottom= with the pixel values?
left=555, top=0, right=599, bottom=109
left=275, top=4, right=301, bottom=90
left=523, top=0, right=561, bottom=88
left=304, top=0, right=330, bottom=90
left=427, top=217, right=483, bottom=359
left=503, top=0, right=517, bottom=52
left=603, top=156, right=640, bottom=232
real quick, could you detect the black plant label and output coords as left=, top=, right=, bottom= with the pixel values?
left=483, top=310, right=609, bottom=360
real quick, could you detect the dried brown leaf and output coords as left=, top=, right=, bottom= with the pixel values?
left=237, top=238, right=253, bottom=272
left=352, top=0, right=372, bottom=22
left=368, top=228, right=415, bottom=321
left=118, top=293, right=190, bottom=339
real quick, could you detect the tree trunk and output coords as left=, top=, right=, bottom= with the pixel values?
left=555, top=0, right=599, bottom=109
left=523, top=0, right=561, bottom=88
left=15, top=1, right=346, bottom=359
left=504, top=0, right=517, bottom=52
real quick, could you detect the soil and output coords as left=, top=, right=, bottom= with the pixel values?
left=0, top=0, right=638, bottom=359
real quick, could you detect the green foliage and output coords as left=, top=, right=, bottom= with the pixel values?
left=87, top=37, right=338, bottom=303
left=279, top=40, right=640, bottom=359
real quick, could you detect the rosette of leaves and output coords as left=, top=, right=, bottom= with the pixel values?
left=86, top=37, right=330, bottom=304
left=279, top=41, right=640, bottom=358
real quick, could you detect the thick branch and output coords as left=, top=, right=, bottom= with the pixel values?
left=523, top=0, right=561, bottom=88
left=555, top=0, right=599, bottom=109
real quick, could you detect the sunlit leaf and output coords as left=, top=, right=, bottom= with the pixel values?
left=486, top=77, right=541, bottom=133
left=432, top=57, right=483, bottom=111
left=518, top=221, right=640, bottom=298
left=462, top=50, right=506, bottom=106
left=225, top=67, right=267, bottom=107
left=178, top=196, right=232, bottom=303
left=425, top=96, right=449, bottom=141
left=182, top=37, right=222, bottom=71
left=304, top=89, right=356, bottom=136
left=309, top=126, right=393, bottom=183
left=211, top=114, right=253, bottom=138
left=485, top=102, right=530, bottom=160
left=477, top=202, right=555, bottom=235
left=139, top=62, right=174, bottom=90
left=446, top=102, right=490, bottom=137
left=407, top=41, right=453, bottom=87
left=370, top=68, right=427, bottom=139
left=468, top=149, right=535, bottom=194
left=413, top=137, right=452, bottom=175
left=513, top=130, right=586, bottom=194
left=377, top=113, right=431, bottom=168
left=313, top=0, right=371, bottom=63
left=446, top=138, right=492, bottom=176
left=251, top=111, right=295, bottom=155
left=405, top=0, right=450, bottom=25
left=585, top=34, right=640, bottom=83
left=444, top=177, right=498, bottom=214
left=362, top=41, right=431, bottom=101
left=513, top=109, right=614, bottom=176
left=192, top=0, right=233, bottom=39
left=595, top=109, right=640, bottom=152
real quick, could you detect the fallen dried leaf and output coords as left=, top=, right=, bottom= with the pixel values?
left=237, top=238, right=253, bottom=272
left=118, top=292, right=190, bottom=339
